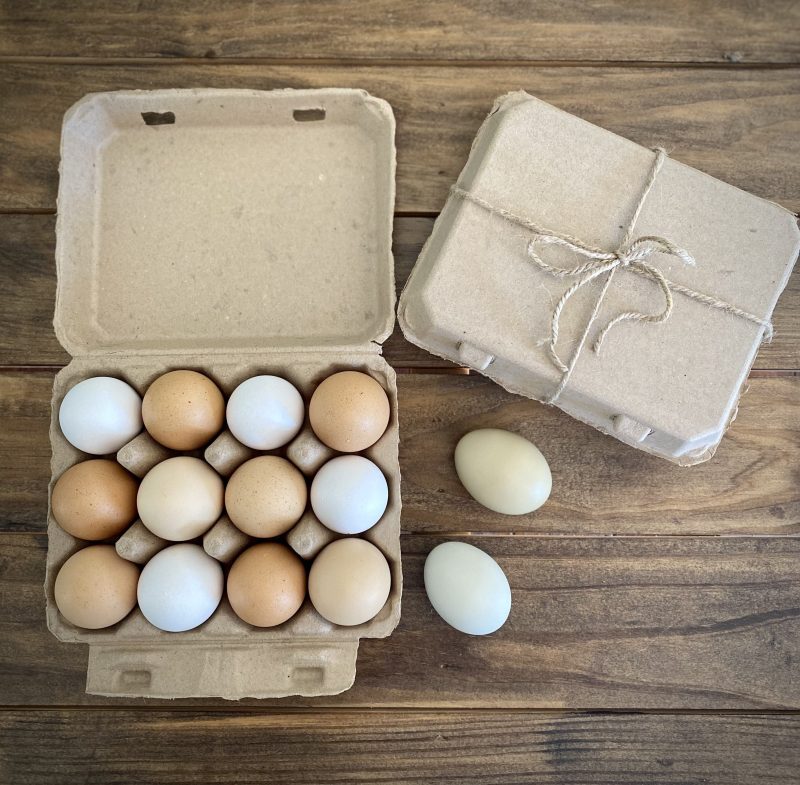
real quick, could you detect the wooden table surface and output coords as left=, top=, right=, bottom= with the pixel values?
left=2, top=2, right=800, bottom=782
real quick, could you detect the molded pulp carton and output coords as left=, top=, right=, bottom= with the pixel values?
left=399, top=92, right=799, bottom=465
left=47, top=88, right=401, bottom=699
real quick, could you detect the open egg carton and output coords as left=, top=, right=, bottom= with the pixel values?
left=46, top=88, right=400, bottom=699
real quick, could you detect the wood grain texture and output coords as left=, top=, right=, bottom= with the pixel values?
left=0, top=372, right=51, bottom=532
left=2, top=0, right=799, bottom=64
left=399, top=374, right=800, bottom=535
left=0, top=215, right=62, bottom=365
left=2, top=63, right=799, bottom=213
left=2, top=710, right=799, bottom=785
left=3, top=214, right=797, bottom=370
left=2, top=370, right=797, bottom=535
left=3, top=532, right=800, bottom=709
left=2, top=0, right=798, bottom=774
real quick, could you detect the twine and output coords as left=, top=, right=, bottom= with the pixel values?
left=450, top=148, right=773, bottom=404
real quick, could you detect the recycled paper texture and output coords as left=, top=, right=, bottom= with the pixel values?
left=399, top=92, right=799, bottom=464
left=48, top=88, right=400, bottom=698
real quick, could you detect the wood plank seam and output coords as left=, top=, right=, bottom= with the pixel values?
left=2, top=57, right=800, bottom=69
left=0, top=705, right=799, bottom=715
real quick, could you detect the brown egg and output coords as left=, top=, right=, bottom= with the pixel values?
left=52, top=459, right=138, bottom=540
left=54, top=545, right=139, bottom=629
left=309, top=371, right=390, bottom=452
left=142, top=370, right=225, bottom=450
left=225, top=456, right=307, bottom=538
left=227, top=543, right=306, bottom=627
left=308, top=538, right=391, bottom=626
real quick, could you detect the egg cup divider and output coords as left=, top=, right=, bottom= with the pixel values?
left=47, top=88, right=400, bottom=699
left=202, top=515, right=253, bottom=564
left=203, top=429, right=257, bottom=478
left=114, top=520, right=169, bottom=565
left=286, top=510, right=343, bottom=560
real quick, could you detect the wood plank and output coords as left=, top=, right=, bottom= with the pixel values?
left=3, top=369, right=798, bottom=535
left=0, top=372, right=51, bottom=533
left=3, top=532, right=800, bottom=708
left=1, top=1, right=799, bottom=64
left=4, top=214, right=797, bottom=370
left=2, top=63, right=799, bottom=213
left=2, top=710, right=799, bottom=785
left=0, top=214, right=63, bottom=366
left=399, top=374, right=800, bottom=535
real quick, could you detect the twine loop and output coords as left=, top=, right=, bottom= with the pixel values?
left=527, top=233, right=696, bottom=373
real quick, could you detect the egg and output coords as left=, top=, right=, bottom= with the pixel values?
left=51, top=459, right=138, bottom=540
left=226, top=375, right=304, bottom=450
left=58, top=376, right=142, bottom=454
left=454, top=428, right=552, bottom=515
left=227, top=543, right=306, bottom=627
left=225, top=456, right=307, bottom=538
left=310, top=455, right=388, bottom=534
left=137, top=543, right=223, bottom=632
left=142, top=370, right=225, bottom=450
left=309, top=371, right=390, bottom=452
left=137, top=456, right=224, bottom=541
left=308, top=538, right=391, bottom=626
left=54, top=545, right=139, bottom=629
left=424, top=541, right=511, bottom=635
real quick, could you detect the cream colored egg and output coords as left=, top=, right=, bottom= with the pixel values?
left=308, top=538, right=391, bottom=626
left=454, top=428, right=552, bottom=515
left=137, top=456, right=224, bottom=541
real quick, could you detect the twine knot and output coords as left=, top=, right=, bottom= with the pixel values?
left=527, top=233, right=696, bottom=373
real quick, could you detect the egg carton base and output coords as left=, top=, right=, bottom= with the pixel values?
left=46, top=352, right=402, bottom=699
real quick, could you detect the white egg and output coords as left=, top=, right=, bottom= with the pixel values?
left=137, top=544, right=223, bottom=632
left=310, top=455, right=388, bottom=535
left=58, top=376, right=143, bottom=454
left=424, top=541, right=511, bottom=635
left=226, top=375, right=304, bottom=450
left=454, top=428, right=552, bottom=515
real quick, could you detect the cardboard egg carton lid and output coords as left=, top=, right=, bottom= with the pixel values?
left=55, top=88, right=396, bottom=358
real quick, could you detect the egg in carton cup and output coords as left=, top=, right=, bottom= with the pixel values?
left=47, top=88, right=401, bottom=699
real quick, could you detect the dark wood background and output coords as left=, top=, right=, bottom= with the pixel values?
left=1, top=2, right=799, bottom=782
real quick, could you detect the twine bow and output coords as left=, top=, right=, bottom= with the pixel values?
left=527, top=233, right=695, bottom=373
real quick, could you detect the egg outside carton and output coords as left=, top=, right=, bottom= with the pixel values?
left=45, top=354, right=402, bottom=699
